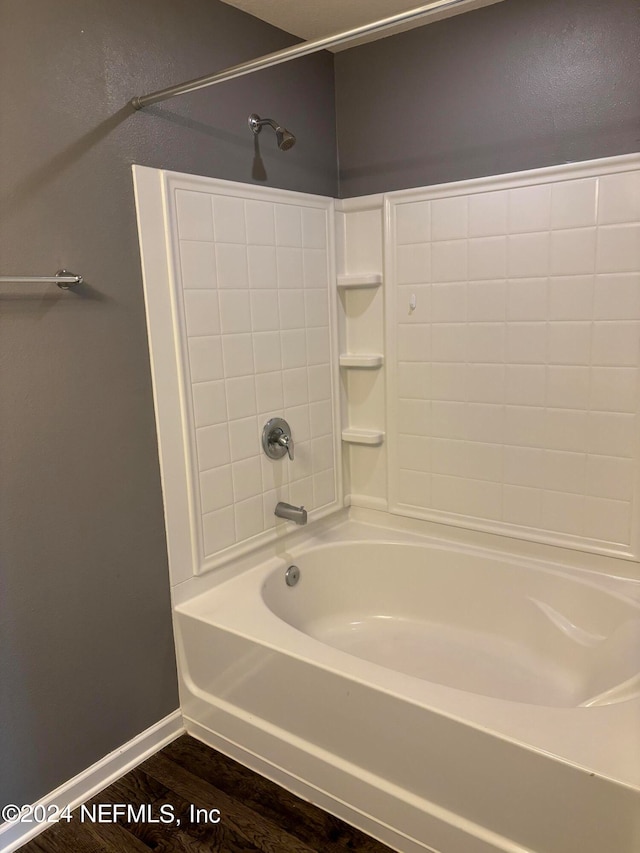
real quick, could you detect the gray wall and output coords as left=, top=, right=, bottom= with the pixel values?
left=0, top=0, right=336, bottom=807
left=335, top=0, right=640, bottom=197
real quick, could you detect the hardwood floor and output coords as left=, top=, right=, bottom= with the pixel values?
left=20, top=735, right=394, bottom=852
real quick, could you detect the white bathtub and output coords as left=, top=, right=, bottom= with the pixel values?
left=175, top=522, right=640, bottom=853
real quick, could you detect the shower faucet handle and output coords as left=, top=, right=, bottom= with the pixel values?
left=275, top=431, right=294, bottom=460
left=262, top=417, right=294, bottom=461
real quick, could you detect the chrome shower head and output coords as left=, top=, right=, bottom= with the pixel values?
left=248, top=113, right=296, bottom=151
left=276, top=127, right=296, bottom=151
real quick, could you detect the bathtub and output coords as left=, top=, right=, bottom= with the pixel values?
left=175, top=520, right=640, bottom=853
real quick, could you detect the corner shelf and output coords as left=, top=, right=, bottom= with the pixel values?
left=337, top=265, right=385, bottom=450
left=337, top=273, right=383, bottom=290
left=339, top=353, right=384, bottom=369
left=342, top=428, right=385, bottom=446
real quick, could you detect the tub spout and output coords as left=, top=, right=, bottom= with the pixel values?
left=275, top=502, right=307, bottom=525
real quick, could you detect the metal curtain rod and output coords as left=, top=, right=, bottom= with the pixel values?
left=131, top=0, right=470, bottom=110
left=0, top=270, right=83, bottom=289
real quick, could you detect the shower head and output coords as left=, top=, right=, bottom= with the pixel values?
left=276, top=127, right=296, bottom=151
left=248, top=113, right=296, bottom=151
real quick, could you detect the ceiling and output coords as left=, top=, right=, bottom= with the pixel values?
left=219, top=0, right=505, bottom=51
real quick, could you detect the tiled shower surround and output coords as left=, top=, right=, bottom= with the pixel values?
left=166, top=177, right=339, bottom=570
left=388, top=164, right=640, bottom=557
left=135, top=155, right=639, bottom=578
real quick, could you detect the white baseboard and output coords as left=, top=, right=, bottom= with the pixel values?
left=0, top=710, right=184, bottom=853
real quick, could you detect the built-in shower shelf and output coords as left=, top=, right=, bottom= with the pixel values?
left=337, top=273, right=382, bottom=289
left=339, top=353, right=384, bottom=369
left=341, top=428, right=385, bottom=446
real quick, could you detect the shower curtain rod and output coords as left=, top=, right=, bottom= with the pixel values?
left=131, top=0, right=471, bottom=110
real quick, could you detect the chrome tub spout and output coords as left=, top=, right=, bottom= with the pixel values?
left=275, top=502, right=307, bottom=525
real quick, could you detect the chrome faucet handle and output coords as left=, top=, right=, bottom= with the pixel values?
left=276, top=431, right=294, bottom=461
left=262, top=417, right=294, bottom=461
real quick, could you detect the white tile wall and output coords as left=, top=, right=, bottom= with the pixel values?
left=390, top=164, right=640, bottom=555
left=171, top=186, right=337, bottom=565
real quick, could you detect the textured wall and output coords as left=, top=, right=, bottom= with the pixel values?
left=0, top=0, right=336, bottom=807
left=335, top=0, right=640, bottom=197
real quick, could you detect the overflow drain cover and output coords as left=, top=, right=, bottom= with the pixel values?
left=285, top=565, right=300, bottom=586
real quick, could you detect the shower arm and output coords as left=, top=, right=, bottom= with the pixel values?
left=131, top=0, right=473, bottom=110
left=249, top=116, right=279, bottom=133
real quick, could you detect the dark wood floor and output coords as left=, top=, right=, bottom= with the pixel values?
left=21, top=735, right=393, bottom=852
